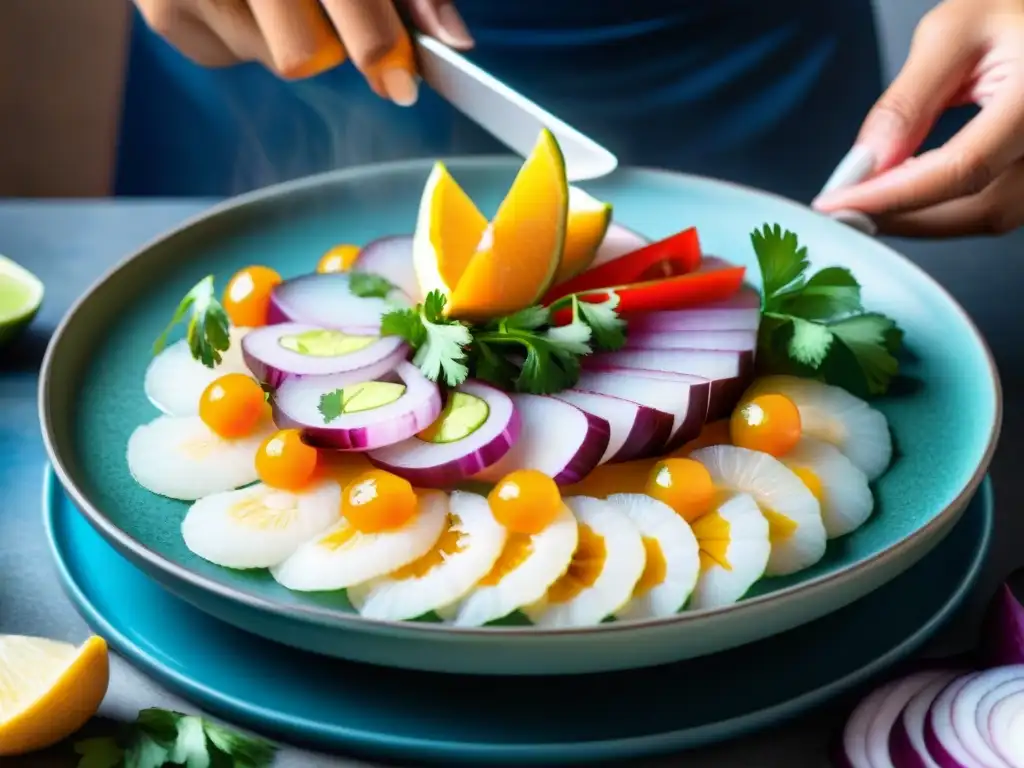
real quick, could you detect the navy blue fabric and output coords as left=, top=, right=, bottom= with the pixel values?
left=115, top=1, right=882, bottom=202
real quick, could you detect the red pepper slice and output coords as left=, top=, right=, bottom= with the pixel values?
left=551, top=264, right=746, bottom=326
left=544, top=227, right=703, bottom=304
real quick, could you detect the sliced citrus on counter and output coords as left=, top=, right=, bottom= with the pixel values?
left=0, top=255, right=44, bottom=348
left=551, top=187, right=613, bottom=285
left=446, top=129, right=569, bottom=320
left=412, top=162, right=489, bottom=300
left=0, top=635, right=109, bottom=756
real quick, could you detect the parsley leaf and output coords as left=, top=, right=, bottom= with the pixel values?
left=153, top=276, right=231, bottom=368
left=74, top=709, right=277, bottom=768
left=576, top=294, right=626, bottom=351
left=752, top=224, right=904, bottom=396
left=348, top=272, right=395, bottom=299
left=381, top=291, right=472, bottom=386
left=474, top=327, right=582, bottom=394
left=472, top=339, right=519, bottom=390
left=318, top=389, right=345, bottom=423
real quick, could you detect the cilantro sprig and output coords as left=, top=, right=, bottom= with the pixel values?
left=153, top=276, right=231, bottom=368
left=379, top=290, right=625, bottom=395
left=74, top=708, right=276, bottom=768
left=753, top=224, right=903, bottom=397
left=348, top=272, right=395, bottom=299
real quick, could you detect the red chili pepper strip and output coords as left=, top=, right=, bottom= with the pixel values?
left=544, top=227, right=703, bottom=304
left=551, top=265, right=746, bottom=326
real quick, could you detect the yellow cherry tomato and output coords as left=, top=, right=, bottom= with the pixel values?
left=255, top=429, right=319, bottom=491
left=644, top=458, right=716, bottom=522
left=222, top=265, right=282, bottom=328
left=730, top=394, right=802, bottom=457
left=342, top=470, right=418, bottom=533
left=317, top=244, right=361, bottom=274
left=488, top=469, right=561, bottom=534
left=198, top=373, right=267, bottom=438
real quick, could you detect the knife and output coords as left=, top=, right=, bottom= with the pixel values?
left=412, top=34, right=619, bottom=183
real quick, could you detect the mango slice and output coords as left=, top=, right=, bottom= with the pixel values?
left=551, top=187, right=613, bottom=286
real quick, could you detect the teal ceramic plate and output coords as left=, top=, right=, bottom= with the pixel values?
left=39, top=159, right=1001, bottom=674
left=47, top=469, right=992, bottom=765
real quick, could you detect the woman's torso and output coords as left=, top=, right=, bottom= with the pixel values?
left=116, top=0, right=882, bottom=202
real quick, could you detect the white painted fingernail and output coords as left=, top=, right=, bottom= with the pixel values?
left=819, top=145, right=877, bottom=197
left=830, top=209, right=878, bottom=237
left=381, top=68, right=419, bottom=107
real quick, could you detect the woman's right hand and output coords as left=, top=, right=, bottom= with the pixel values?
left=132, top=0, right=473, bottom=105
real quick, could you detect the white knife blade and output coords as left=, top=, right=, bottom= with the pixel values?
left=413, top=34, right=618, bottom=182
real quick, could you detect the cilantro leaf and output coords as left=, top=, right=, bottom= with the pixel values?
left=827, top=313, right=901, bottom=396
left=474, top=329, right=581, bottom=394
left=775, top=266, right=862, bottom=321
left=576, top=294, right=626, bottom=351
left=499, top=305, right=550, bottom=332
left=154, top=276, right=231, bottom=368
left=471, top=339, right=518, bottom=390
left=204, top=722, right=277, bottom=768
left=407, top=291, right=472, bottom=386
left=544, top=297, right=592, bottom=355
left=136, top=708, right=182, bottom=743
left=74, top=737, right=125, bottom=768
left=422, top=290, right=448, bottom=324
left=125, top=731, right=172, bottom=768
left=751, top=224, right=808, bottom=303
left=787, top=317, right=834, bottom=368
left=348, top=272, right=395, bottom=299
left=380, top=306, right=427, bottom=348
left=168, top=716, right=212, bottom=768
left=318, top=389, right=345, bottom=423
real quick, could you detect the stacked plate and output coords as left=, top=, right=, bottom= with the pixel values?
left=39, top=159, right=1001, bottom=763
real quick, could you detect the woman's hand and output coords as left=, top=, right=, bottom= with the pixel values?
left=814, top=0, right=1024, bottom=237
left=132, top=0, right=473, bottom=105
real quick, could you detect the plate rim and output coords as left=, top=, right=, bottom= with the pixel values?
left=38, top=156, right=1004, bottom=637
left=44, top=465, right=993, bottom=762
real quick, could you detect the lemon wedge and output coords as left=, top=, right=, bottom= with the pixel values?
left=551, top=187, right=613, bottom=285
left=0, top=635, right=109, bottom=756
left=0, top=254, right=44, bottom=348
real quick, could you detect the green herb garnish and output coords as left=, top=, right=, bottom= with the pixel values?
left=753, top=224, right=903, bottom=397
left=381, top=290, right=473, bottom=386
left=74, top=708, right=276, bottom=768
left=152, top=276, right=230, bottom=368
left=348, top=272, right=395, bottom=299
left=319, top=389, right=346, bottom=423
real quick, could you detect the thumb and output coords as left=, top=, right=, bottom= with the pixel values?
left=855, top=9, right=978, bottom=173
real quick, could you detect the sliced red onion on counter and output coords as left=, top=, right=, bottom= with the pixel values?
left=576, top=368, right=709, bottom=451
left=267, top=272, right=408, bottom=328
left=474, top=394, right=609, bottom=485
left=550, top=389, right=673, bottom=464
left=273, top=361, right=441, bottom=450
left=367, top=380, right=520, bottom=487
left=588, top=223, right=649, bottom=269
left=625, top=328, right=758, bottom=352
left=241, top=323, right=408, bottom=388
left=834, top=569, right=1024, bottom=768
left=587, top=347, right=752, bottom=421
left=626, top=287, right=762, bottom=332
left=350, top=235, right=421, bottom=302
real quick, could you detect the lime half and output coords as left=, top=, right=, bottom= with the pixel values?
left=0, top=254, right=44, bottom=347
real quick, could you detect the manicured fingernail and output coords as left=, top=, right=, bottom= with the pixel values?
left=381, top=67, right=418, bottom=106
left=829, top=209, right=878, bottom=237
left=436, top=3, right=474, bottom=48
left=818, top=145, right=877, bottom=199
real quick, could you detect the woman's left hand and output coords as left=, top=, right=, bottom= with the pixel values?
left=813, top=0, right=1024, bottom=237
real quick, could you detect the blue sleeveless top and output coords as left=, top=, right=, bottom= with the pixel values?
left=115, top=0, right=881, bottom=203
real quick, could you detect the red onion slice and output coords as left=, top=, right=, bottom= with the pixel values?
left=273, top=361, right=442, bottom=450
left=950, top=666, right=1024, bottom=767
left=890, top=671, right=962, bottom=768
left=267, top=272, right=408, bottom=328
left=981, top=570, right=1024, bottom=667
left=351, top=235, right=422, bottom=302
left=367, top=380, right=520, bottom=487
left=625, top=329, right=758, bottom=352
left=588, top=223, right=649, bottom=269
left=576, top=368, right=710, bottom=451
left=242, top=322, right=408, bottom=388
left=474, top=394, right=609, bottom=485
left=626, top=287, right=762, bottom=332
left=550, top=389, right=672, bottom=463
left=587, top=347, right=752, bottom=420
left=926, top=674, right=978, bottom=767
left=980, top=678, right=1024, bottom=766
left=989, top=685, right=1024, bottom=766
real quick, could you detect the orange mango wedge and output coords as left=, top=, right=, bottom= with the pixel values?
left=412, top=163, right=490, bottom=300
left=551, top=187, right=613, bottom=285
left=446, top=130, right=569, bottom=319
